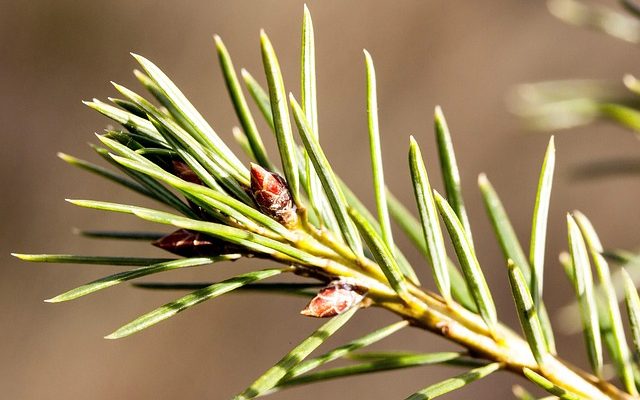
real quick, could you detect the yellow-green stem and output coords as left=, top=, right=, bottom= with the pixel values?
left=379, top=288, right=632, bottom=400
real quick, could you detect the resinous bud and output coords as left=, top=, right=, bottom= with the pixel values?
left=171, top=160, right=203, bottom=185
left=152, top=229, right=242, bottom=257
left=250, top=163, right=298, bottom=227
left=301, top=278, right=368, bottom=318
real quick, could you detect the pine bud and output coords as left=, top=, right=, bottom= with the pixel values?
left=169, top=160, right=216, bottom=220
left=300, top=279, right=368, bottom=318
left=152, top=229, right=243, bottom=257
left=171, top=160, right=203, bottom=185
left=250, top=163, right=298, bottom=227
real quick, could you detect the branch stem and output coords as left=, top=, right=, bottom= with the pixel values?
left=381, top=288, right=633, bottom=400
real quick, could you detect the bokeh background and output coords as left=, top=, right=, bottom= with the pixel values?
left=2, top=1, right=639, bottom=399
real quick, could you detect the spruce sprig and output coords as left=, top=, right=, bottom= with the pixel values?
left=14, top=5, right=640, bottom=399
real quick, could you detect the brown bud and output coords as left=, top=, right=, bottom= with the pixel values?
left=300, top=278, right=368, bottom=318
left=250, top=163, right=297, bottom=227
left=171, top=160, right=203, bottom=185
left=170, top=160, right=219, bottom=220
left=152, top=229, right=243, bottom=257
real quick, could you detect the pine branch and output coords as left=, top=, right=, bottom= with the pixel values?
left=15, top=5, right=640, bottom=399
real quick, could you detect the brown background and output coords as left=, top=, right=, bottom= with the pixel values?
left=1, top=1, right=639, bottom=399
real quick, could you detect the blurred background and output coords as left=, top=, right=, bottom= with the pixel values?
left=1, top=0, right=639, bottom=398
